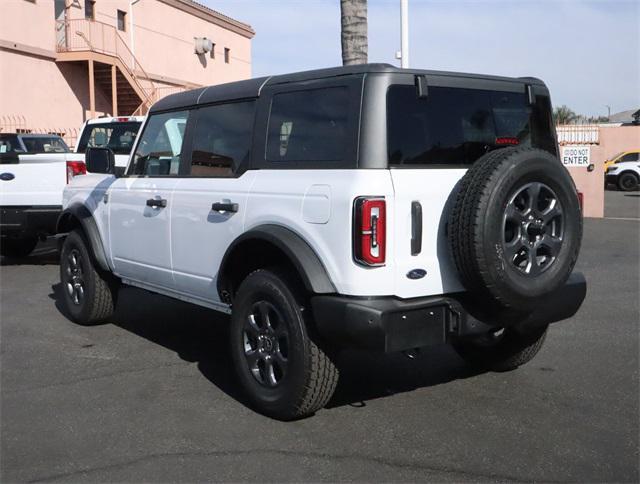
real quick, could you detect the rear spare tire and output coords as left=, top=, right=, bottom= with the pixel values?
left=449, top=147, right=582, bottom=309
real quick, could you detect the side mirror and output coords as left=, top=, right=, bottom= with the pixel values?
left=85, top=147, right=115, bottom=174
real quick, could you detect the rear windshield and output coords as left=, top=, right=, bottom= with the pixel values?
left=77, top=121, right=142, bottom=155
left=387, top=85, right=556, bottom=166
left=21, top=136, right=70, bottom=153
left=0, top=134, right=69, bottom=153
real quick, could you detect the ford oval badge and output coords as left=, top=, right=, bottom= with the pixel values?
left=0, top=173, right=15, bottom=181
left=406, top=268, right=427, bottom=280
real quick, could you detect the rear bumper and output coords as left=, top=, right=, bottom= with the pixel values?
left=311, top=272, right=586, bottom=353
left=0, top=205, right=61, bottom=237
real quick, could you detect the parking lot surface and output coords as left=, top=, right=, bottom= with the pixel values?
left=1, top=191, right=638, bottom=482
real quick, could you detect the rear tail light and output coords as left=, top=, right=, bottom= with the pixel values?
left=577, top=191, right=584, bottom=211
left=66, top=160, right=87, bottom=183
left=495, top=137, right=520, bottom=146
left=353, top=197, right=386, bottom=266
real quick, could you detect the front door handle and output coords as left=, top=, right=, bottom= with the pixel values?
left=211, top=202, right=238, bottom=213
left=146, top=198, right=167, bottom=208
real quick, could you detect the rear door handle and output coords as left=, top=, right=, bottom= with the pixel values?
left=211, top=202, right=238, bottom=213
left=411, top=201, right=422, bottom=255
left=146, top=198, right=167, bottom=208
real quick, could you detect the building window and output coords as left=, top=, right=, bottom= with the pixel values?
left=85, top=0, right=95, bottom=20
left=224, top=47, right=230, bottom=63
left=117, top=10, right=126, bottom=31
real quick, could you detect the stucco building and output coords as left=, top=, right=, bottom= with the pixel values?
left=0, top=0, right=254, bottom=146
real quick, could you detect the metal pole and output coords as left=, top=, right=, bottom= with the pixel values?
left=400, top=0, right=409, bottom=68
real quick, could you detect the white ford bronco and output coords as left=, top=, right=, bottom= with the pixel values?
left=57, top=65, right=586, bottom=420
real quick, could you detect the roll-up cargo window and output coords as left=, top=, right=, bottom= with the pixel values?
left=387, top=85, right=557, bottom=167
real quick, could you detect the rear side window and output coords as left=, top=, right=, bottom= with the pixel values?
left=266, top=87, right=349, bottom=162
left=387, top=85, right=556, bottom=166
left=189, top=101, right=255, bottom=177
left=77, top=122, right=141, bottom=155
left=129, top=111, right=188, bottom=176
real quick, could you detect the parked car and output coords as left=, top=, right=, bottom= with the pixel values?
left=57, top=64, right=586, bottom=420
left=606, top=160, right=640, bottom=191
left=603, top=150, right=640, bottom=172
left=0, top=117, right=143, bottom=258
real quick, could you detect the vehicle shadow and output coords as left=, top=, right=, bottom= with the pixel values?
left=1, top=239, right=59, bottom=266
left=49, top=283, right=480, bottom=414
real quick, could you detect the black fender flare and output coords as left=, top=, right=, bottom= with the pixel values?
left=217, top=224, right=336, bottom=299
left=56, top=204, right=111, bottom=272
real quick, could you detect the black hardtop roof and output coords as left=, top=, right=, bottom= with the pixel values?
left=150, top=63, right=544, bottom=113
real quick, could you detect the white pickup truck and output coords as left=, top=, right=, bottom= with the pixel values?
left=0, top=117, right=143, bottom=258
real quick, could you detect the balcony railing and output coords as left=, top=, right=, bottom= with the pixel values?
left=556, top=125, right=600, bottom=145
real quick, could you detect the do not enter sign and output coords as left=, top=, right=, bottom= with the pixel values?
left=561, top=145, right=591, bottom=167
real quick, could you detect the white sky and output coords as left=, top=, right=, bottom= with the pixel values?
left=205, top=0, right=639, bottom=117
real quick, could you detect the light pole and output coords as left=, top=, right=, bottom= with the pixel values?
left=400, top=0, right=409, bottom=68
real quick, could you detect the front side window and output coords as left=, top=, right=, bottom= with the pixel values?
left=266, top=87, right=349, bottom=162
left=387, top=85, right=557, bottom=166
left=129, top=111, right=189, bottom=176
left=190, top=101, right=255, bottom=177
left=621, top=152, right=639, bottom=162
left=77, top=122, right=141, bottom=155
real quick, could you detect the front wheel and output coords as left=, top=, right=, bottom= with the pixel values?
left=618, top=172, right=639, bottom=192
left=59, top=230, right=118, bottom=325
left=453, top=324, right=548, bottom=372
left=230, top=269, right=339, bottom=420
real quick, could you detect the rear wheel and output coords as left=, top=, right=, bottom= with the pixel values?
left=0, top=235, right=38, bottom=258
left=618, top=172, right=639, bottom=192
left=453, top=324, right=548, bottom=372
left=59, top=230, right=118, bottom=325
left=230, top=269, right=338, bottom=420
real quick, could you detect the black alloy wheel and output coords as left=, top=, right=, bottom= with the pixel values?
left=503, top=182, right=564, bottom=276
left=243, top=301, right=290, bottom=387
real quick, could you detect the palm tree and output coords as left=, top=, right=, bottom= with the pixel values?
left=553, top=105, right=579, bottom=126
left=340, top=0, right=368, bottom=65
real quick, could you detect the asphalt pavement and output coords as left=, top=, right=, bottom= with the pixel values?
left=1, top=190, right=638, bottom=482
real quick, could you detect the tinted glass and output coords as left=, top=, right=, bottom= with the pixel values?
left=621, top=153, right=639, bottom=162
left=267, top=87, right=349, bottom=162
left=387, top=85, right=557, bottom=166
left=77, top=122, right=141, bottom=155
left=129, top=111, right=188, bottom=176
left=20, top=136, right=69, bottom=153
left=0, top=134, right=21, bottom=153
left=190, top=101, right=255, bottom=177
